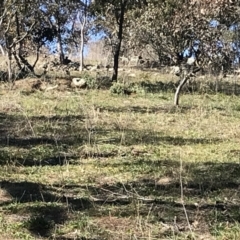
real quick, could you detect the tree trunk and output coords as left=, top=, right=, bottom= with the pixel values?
left=12, top=51, right=22, bottom=70
left=12, top=42, right=37, bottom=76
left=79, top=26, right=84, bottom=71
left=174, top=74, right=190, bottom=106
left=57, top=41, right=64, bottom=64
left=79, top=15, right=86, bottom=72
left=112, top=42, right=121, bottom=81
left=57, top=24, right=64, bottom=64
left=32, top=45, right=41, bottom=69
left=18, top=53, right=35, bottom=73
left=78, top=0, right=88, bottom=71
left=14, top=11, right=34, bottom=75
left=111, top=1, right=127, bottom=82
left=174, top=65, right=201, bottom=106
left=0, top=45, right=5, bottom=55
left=7, top=50, right=12, bottom=81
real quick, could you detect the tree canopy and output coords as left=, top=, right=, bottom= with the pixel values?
left=1, top=0, right=240, bottom=84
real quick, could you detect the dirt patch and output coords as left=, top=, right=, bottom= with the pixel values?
left=94, top=216, right=139, bottom=239
left=9, top=78, right=72, bottom=92
left=0, top=188, right=13, bottom=203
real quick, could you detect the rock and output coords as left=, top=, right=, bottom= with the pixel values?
left=170, top=66, right=181, bottom=76
left=32, top=80, right=47, bottom=91
left=89, top=66, right=97, bottom=71
left=71, top=78, right=87, bottom=88
left=128, top=73, right=136, bottom=77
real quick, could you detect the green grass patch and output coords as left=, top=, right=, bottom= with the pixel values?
left=0, top=74, right=240, bottom=239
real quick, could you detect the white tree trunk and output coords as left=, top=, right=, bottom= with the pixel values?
left=0, top=45, right=5, bottom=55
left=7, top=51, right=12, bottom=81
left=78, top=9, right=86, bottom=72
left=57, top=25, right=64, bottom=64
left=79, top=26, right=84, bottom=72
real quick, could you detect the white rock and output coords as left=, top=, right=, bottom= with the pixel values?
left=128, top=73, right=136, bottom=77
left=71, top=78, right=86, bottom=88
left=170, top=66, right=181, bottom=75
left=187, top=56, right=196, bottom=65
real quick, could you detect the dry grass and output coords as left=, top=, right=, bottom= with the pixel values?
left=0, top=72, right=240, bottom=240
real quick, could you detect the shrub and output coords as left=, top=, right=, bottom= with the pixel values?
left=83, top=73, right=98, bottom=89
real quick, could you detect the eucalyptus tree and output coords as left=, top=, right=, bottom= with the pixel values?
left=129, top=0, right=240, bottom=105
left=38, top=0, right=91, bottom=66
left=39, top=0, right=75, bottom=64
left=93, top=0, right=147, bottom=81
left=0, top=0, right=40, bottom=80
left=70, top=0, right=93, bottom=71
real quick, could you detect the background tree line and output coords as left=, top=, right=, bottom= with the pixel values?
left=0, top=0, right=240, bottom=83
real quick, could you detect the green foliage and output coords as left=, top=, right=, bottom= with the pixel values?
left=84, top=73, right=99, bottom=89
left=110, top=82, right=130, bottom=95
left=80, top=73, right=112, bottom=89
left=1, top=69, right=240, bottom=239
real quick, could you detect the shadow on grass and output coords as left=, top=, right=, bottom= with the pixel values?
left=0, top=110, right=224, bottom=168
left=24, top=204, right=68, bottom=237
left=138, top=80, right=177, bottom=93
left=0, top=159, right=239, bottom=238
left=0, top=180, right=93, bottom=237
left=0, top=148, right=80, bottom=166
left=138, top=79, right=240, bottom=95
left=97, top=104, right=192, bottom=114
left=0, top=113, right=18, bottom=136
left=102, top=131, right=223, bottom=146
left=1, top=160, right=239, bottom=212
left=0, top=111, right=222, bottom=149
left=0, top=128, right=222, bottom=148
left=0, top=130, right=222, bottom=167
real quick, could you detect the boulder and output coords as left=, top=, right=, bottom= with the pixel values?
left=71, top=78, right=87, bottom=88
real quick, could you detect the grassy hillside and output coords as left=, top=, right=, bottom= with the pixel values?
left=0, top=72, right=240, bottom=239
